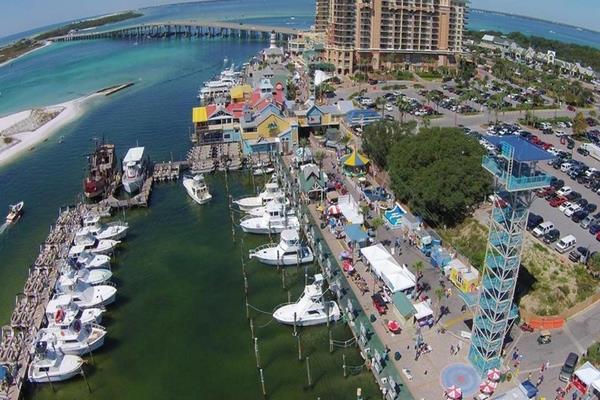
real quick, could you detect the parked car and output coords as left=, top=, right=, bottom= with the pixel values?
left=589, top=224, right=600, bottom=235
left=564, top=204, right=582, bottom=217
left=586, top=203, right=597, bottom=213
left=372, top=293, right=387, bottom=315
left=558, top=201, right=573, bottom=213
left=559, top=353, right=579, bottom=382
left=532, top=222, right=555, bottom=238
left=527, top=214, right=543, bottom=231
left=571, top=210, right=589, bottom=223
left=550, top=197, right=568, bottom=208
left=580, top=215, right=596, bottom=229
left=556, top=235, right=577, bottom=253
left=566, top=191, right=582, bottom=201
left=543, top=229, right=561, bottom=244
left=556, top=186, right=572, bottom=196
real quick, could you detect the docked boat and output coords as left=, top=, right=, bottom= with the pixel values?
left=46, top=296, right=104, bottom=328
left=273, top=274, right=341, bottom=326
left=197, top=65, right=241, bottom=102
left=76, top=214, right=128, bottom=241
left=249, top=229, right=314, bottom=266
left=6, top=201, right=24, bottom=223
left=34, top=322, right=107, bottom=356
left=83, top=143, right=116, bottom=199
left=53, top=282, right=117, bottom=308
left=28, top=344, right=83, bottom=383
left=246, top=195, right=291, bottom=217
left=69, top=234, right=120, bottom=257
left=57, top=263, right=113, bottom=291
left=240, top=201, right=299, bottom=234
left=121, top=146, right=147, bottom=194
left=234, top=182, right=284, bottom=212
left=74, top=251, right=111, bottom=270
left=182, top=174, right=212, bottom=205
left=252, top=167, right=275, bottom=176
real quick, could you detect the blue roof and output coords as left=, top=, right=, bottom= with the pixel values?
left=345, top=109, right=381, bottom=124
left=345, top=224, right=369, bottom=242
left=485, top=135, right=554, bottom=162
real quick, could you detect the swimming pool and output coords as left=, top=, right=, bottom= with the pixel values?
left=384, top=203, right=407, bottom=229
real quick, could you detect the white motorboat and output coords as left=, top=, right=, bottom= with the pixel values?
left=74, top=251, right=111, bottom=270
left=77, top=214, right=128, bottom=241
left=121, top=146, right=147, bottom=194
left=249, top=229, right=314, bottom=266
left=234, top=182, right=285, bottom=212
left=35, top=322, right=107, bottom=356
left=46, top=296, right=104, bottom=328
left=273, top=274, right=341, bottom=326
left=246, top=195, right=292, bottom=217
left=57, top=263, right=112, bottom=292
left=6, top=201, right=24, bottom=223
left=240, top=201, right=299, bottom=234
left=28, top=344, right=83, bottom=383
left=182, top=174, right=212, bottom=205
left=252, top=167, right=275, bottom=176
left=53, top=282, right=117, bottom=308
left=69, top=234, right=120, bottom=257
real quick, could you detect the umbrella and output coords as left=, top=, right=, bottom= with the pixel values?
left=327, top=205, right=341, bottom=215
left=341, top=148, right=370, bottom=168
left=487, top=368, right=501, bottom=381
left=387, top=320, right=401, bottom=333
left=446, top=385, right=462, bottom=400
left=480, top=380, right=498, bottom=394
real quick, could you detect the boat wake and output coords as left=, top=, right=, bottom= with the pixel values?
left=0, top=222, right=10, bottom=234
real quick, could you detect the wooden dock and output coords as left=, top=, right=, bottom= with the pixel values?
left=0, top=206, right=84, bottom=400
left=153, top=161, right=188, bottom=182
left=187, top=142, right=242, bottom=174
left=100, top=177, right=154, bottom=209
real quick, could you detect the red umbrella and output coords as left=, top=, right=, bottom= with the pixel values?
left=446, top=385, right=462, bottom=399
left=327, top=205, right=341, bottom=215
left=487, top=368, right=501, bottom=381
left=479, top=380, right=497, bottom=394
left=387, top=320, right=401, bottom=333
left=342, top=259, right=354, bottom=272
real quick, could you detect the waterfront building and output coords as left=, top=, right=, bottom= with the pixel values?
left=294, top=100, right=348, bottom=135
left=263, top=31, right=285, bottom=65
left=315, top=0, right=330, bottom=33
left=322, top=0, right=467, bottom=74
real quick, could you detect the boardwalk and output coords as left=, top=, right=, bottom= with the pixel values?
left=100, top=177, right=153, bottom=209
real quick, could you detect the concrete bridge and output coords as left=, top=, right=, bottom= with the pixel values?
left=50, top=20, right=301, bottom=42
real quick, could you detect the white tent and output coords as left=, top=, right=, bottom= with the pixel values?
left=413, top=301, right=434, bottom=320
left=360, top=244, right=415, bottom=293
left=574, top=362, right=600, bottom=388
left=338, top=195, right=364, bottom=224
left=314, top=70, right=333, bottom=86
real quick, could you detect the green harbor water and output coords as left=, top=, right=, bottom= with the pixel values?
left=0, top=5, right=379, bottom=398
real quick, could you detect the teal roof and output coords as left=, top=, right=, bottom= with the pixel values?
left=392, top=292, right=417, bottom=318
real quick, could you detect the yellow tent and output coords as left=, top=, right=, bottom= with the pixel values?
left=341, top=148, right=370, bottom=167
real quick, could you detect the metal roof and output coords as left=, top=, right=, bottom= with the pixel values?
left=485, top=135, right=554, bottom=162
left=123, top=147, right=145, bottom=163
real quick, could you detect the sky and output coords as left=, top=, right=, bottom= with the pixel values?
left=0, top=0, right=598, bottom=39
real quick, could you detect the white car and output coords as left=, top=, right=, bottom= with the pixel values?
left=555, top=130, right=568, bottom=137
left=385, top=103, right=393, bottom=111
left=564, top=204, right=581, bottom=217
left=556, top=186, right=572, bottom=196
left=547, top=147, right=559, bottom=156
left=585, top=168, right=598, bottom=177
left=558, top=201, right=573, bottom=213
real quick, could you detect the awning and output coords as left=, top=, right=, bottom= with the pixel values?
left=414, top=301, right=433, bottom=320
left=341, top=149, right=370, bottom=167
left=360, top=244, right=416, bottom=293
left=192, top=106, right=208, bottom=123
left=345, top=224, right=368, bottom=243
left=574, top=362, right=600, bottom=386
left=392, top=292, right=416, bottom=318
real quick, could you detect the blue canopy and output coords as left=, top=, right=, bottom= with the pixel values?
left=520, top=380, right=538, bottom=399
left=485, top=135, right=554, bottom=162
left=345, top=224, right=369, bottom=243
left=0, top=365, right=7, bottom=381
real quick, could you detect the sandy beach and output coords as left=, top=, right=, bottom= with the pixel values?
left=0, top=92, right=102, bottom=167
left=0, top=41, right=53, bottom=69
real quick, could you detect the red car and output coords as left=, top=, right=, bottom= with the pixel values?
left=537, top=187, right=555, bottom=198
left=529, top=135, right=540, bottom=144
left=550, top=196, right=567, bottom=207
left=596, top=232, right=600, bottom=241
left=541, top=142, right=553, bottom=150
left=372, top=293, right=387, bottom=315
left=567, top=105, right=576, bottom=112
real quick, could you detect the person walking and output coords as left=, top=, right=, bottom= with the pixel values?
left=450, top=345, right=455, bottom=355
left=456, top=342, right=462, bottom=353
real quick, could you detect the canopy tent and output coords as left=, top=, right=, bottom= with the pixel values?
left=338, top=195, right=364, bottom=224
left=572, top=362, right=600, bottom=394
left=345, top=224, right=369, bottom=248
left=341, top=148, right=370, bottom=168
left=392, top=292, right=417, bottom=318
left=360, top=244, right=416, bottom=293
left=414, top=301, right=434, bottom=320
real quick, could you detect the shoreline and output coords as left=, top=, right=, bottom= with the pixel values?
left=0, top=41, right=53, bottom=69
left=0, top=93, right=101, bottom=168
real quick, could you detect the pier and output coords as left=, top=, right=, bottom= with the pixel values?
left=100, top=177, right=154, bottom=209
left=49, top=20, right=299, bottom=43
left=187, top=142, right=242, bottom=174
left=152, top=161, right=189, bottom=182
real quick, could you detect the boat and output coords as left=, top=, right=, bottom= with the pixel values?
left=76, top=214, right=128, bottom=241
left=197, top=65, right=241, bottom=102
left=252, top=167, right=275, bottom=176
left=121, top=146, right=147, bottom=194
left=249, top=229, right=314, bottom=266
left=83, top=143, right=116, bottom=200
left=34, top=322, right=107, bottom=356
left=234, top=182, right=284, bottom=212
left=28, top=343, right=84, bottom=383
left=6, top=201, right=24, bottom=223
left=240, top=201, right=299, bottom=234
left=246, top=195, right=292, bottom=217
left=182, top=174, right=212, bottom=205
left=74, top=251, right=111, bottom=270
left=69, top=234, right=120, bottom=257
left=57, top=263, right=113, bottom=292
left=273, top=274, right=341, bottom=326
left=53, top=282, right=117, bottom=308
left=46, top=296, right=104, bottom=328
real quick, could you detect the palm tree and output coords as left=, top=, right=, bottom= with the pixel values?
left=396, top=97, right=411, bottom=124
left=375, top=96, right=387, bottom=118
left=314, top=150, right=325, bottom=168
left=413, top=261, right=425, bottom=281
left=434, top=287, right=445, bottom=305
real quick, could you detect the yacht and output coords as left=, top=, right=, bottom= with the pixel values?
left=6, top=201, right=24, bottom=223
left=197, top=65, right=241, bottom=102
left=121, top=146, right=147, bottom=194
left=46, top=296, right=104, bottom=328
left=249, top=229, right=314, bottom=266
left=234, top=182, right=284, bottom=212
left=74, top=251, right=111, bottom=270
left=273, top=274, right=341, bottom=326
left=34, top=322, right=107, bottom=356
left=246, top=195, right=291, bottom=217
left=76, top=214, right=128, bottom=241
left=28, top=344, right=84, bottom=383
left=182, top=174, right=212, bottom=205
left=53, top=282, right=117, bottom=308
left=69, top=234, right=120, bottom=257
left=252, top=167, right=275, bottom=176
left=240, top=201, right=299, bottom=234
left=57, top=263, right=113, bottom=292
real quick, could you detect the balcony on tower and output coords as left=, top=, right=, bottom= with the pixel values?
left=482, top=136, right=554, bottom=192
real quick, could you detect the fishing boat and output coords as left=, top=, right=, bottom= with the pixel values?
left=74, top=251, right=111, bottom=270
left=249, top=229, right=314, bottom=266
left=252, top=167, right=275, bottom=176
left=76, top=214, right=128, bottom=241
left=34, top=322, right=107, bottom=356
left=57, top=263, right=113, bottom=291
left=246, top=194, right=291, bottom=217
left=121, top=146, right=147, bottom=194
left=240, top=201, right=299, bottom=234
left=70, top=234, right=120, bottom=257
left=46, top=296, right=104, bottom=328
left=83, top=143, right=116, bottom=199
left=182, top=174, right=212, bottom=205
left=6, top=201, right=24, bottom=223
left=234, top=182, right=284, bottom=212
left=53, top=282, right=117, bottom=308
left=28, top=344, right=84, bottom=383
left=273, top=274, right=341, bottom=326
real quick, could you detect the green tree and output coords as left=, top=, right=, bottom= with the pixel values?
left=434, top=287, right=445, bottom=304
left=370, top=216, right=384, bottom=233
left=387, top=127, right=492, bottom=227
left=590, top=110, right=598, bottom=119
left=375, top=96, right=387, bottom=118
left=413, top=261, right=425, bottom=281
left=314, top=150, right=326, bottom=168
left=396, top=97, right=412, bottom=124
left=361, top=121, right=417, bottom=169
left=573, top=112, right=588, bottom=138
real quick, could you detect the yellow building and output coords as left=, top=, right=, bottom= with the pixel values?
left=240, top=107, right=298, bottom=154
left=446, top=258, right=479, bottom=293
